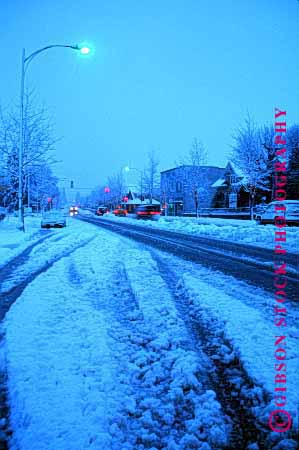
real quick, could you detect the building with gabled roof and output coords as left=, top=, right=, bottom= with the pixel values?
left=160, top=165, right=225, bottom=215
left=120, top=190, right=160, bottom=213
left=211, top=161, right=249, bottom=208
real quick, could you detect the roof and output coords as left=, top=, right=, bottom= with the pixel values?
left=211, top=178, right=226, bottom=188
left=226, top=161, right=245, bottom=178
left=121, top=198, right=160, bottom=205
left=161, top=165, right=224, bottom=174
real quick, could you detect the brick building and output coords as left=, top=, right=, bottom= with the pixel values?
left=160, top=165, right=226, bottom=215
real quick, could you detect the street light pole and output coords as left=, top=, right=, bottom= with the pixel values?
left=124, top=166, right=144, bottom=202
left=17, top=43, right=91, bottom=231
left=18, top=48, right=25, bottom=230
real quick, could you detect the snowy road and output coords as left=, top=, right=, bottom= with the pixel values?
left=78, top=215, right=299, bottom=303
left=1, top=218, right=298, bottom=449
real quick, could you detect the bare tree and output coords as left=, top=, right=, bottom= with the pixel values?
left=175, top=138, right=208, bottom=217
left=107, top=170, right=126, bottom=206
left=176, top=137, right=207, bottom=166
left=231, top=115, right=270, bottom=219
left=0, top=91, right=59, bottom=213
left=143, top=150, right=160, bottom=203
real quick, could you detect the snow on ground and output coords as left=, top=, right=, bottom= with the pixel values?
left=0, top=215, right=44, bottom=268
left=180, top=271, right=299, bottom=431
left=90, top=211, right=299, bottom=253
left=0, top=218, right=97, bottom=293
left=2, top=217, right=299, bottom=448
left=119, top=247, right=230, bottom=448
left=4, top=229, right=125, bottom=450
left=3, top=220, right=231, bottom=449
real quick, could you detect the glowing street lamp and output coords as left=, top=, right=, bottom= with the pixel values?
left=79, top=46, right=91, bottom=55
left=18, top=42, right=92, bottom=231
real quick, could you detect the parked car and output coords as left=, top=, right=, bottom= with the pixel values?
left=69, top=206, right=79, bottom=216
left=0, top=207, right=6, bottom=221
left=255, top=200, right=299, bottom=225
left=41, top=211, right=67, bottom=228
left=135, top=204, right=161, bottom=220
left=96, top=206, right=109, bottom=216
left=113, top=208, right=128, bottom=217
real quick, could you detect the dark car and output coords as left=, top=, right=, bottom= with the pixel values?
left=96, top=206, right=109, bottom=216
left=135, top=204, right=161, bottom=220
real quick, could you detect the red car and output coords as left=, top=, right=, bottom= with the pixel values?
left=113, top=208, right=127, bottom=217
left=135, top=204, right=161, bottom=220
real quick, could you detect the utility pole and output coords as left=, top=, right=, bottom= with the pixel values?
left=18, top=48, right=25, bottom=231
left=17, top=43, right=92, bottom=231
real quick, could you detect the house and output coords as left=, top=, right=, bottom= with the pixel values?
left=210, top=161, right=267, bottom=208
left=160, top=165, right=226, bottom=215
left=211, top=161, right=249, bottom=208
left=120, top=190, right=160, bottom=213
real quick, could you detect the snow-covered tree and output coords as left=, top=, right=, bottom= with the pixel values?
left=231, top=116, right=270, bottom=219
left=29, top=164, right=59, bottom=211
left=0, top=91, right=59, bottom=213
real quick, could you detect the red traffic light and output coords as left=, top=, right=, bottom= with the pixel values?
left=123, top=196, right=128, bottom=202
left=104, top=187, right=110, bottom=193
left=47, top=197, right=52, bottom=203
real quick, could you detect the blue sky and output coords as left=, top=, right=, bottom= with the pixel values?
left=1, top=0, right=299, bottom=192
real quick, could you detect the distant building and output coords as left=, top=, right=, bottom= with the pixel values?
left=121, top=190, right=160, bottom=213
left=160, top=165, right=226, bottom=215
left=160, top=161, right=266, bottom=215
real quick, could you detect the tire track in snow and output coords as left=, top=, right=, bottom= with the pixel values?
left=150, top=250, right=273, bottom=450
left=0, top=232, right=56, bottom=281
left=78, top=216, right=299, bottom=303
left=114, top=246, right=231, bottom=449
left=0, top=236, right=96, bottom=449
left=0, top=232, right=59, bottom=449
left=4, top=234, right=128, bottom=450
left=0, top=235, right=96, bottom=320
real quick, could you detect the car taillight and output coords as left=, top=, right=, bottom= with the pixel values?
left=150, top=211, right=160, bottom=215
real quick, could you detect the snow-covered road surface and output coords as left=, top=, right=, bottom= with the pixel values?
left=83, top=209, right=299, bottom=253
left=79, top=215, right=299, bottom=303
left=1, top=217, right=298, bottom=449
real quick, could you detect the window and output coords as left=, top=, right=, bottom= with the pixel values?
left=176, top=181, right=182, bottom=193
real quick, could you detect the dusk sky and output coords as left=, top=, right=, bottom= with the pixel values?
left=1, top=0, right=299, bottom=193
